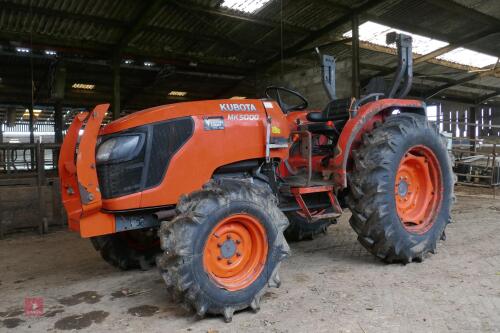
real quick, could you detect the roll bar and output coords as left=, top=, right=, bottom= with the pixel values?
left=386, top=32, right=413, bottom=98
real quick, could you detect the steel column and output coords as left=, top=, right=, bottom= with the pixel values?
left=54, top=101, right=63, bottom=143
left=351, top=15, right=360, bottom=99
left=112, top=58, right=121, bottom=120
left=28, top=106, right=35, bottom=144
left=469, top=106, right=476, bottom=152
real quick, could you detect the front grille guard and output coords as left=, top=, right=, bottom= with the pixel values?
left=58, top=104, right=115, bottom=238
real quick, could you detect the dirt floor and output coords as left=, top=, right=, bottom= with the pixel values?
left=1, top=190, right=499, bottom=333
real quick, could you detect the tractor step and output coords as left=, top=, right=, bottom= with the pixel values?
left=290, top=185, right=342, bottom=222
left=283, top=174, right=332, bottom=187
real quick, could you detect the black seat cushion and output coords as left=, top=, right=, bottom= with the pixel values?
left=300, top=120, right=347, bottom=136
left=306, top=112, right=325, bottom=122
left=306, top=98, right=351, bottom=122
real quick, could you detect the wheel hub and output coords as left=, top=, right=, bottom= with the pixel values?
left=219, top=239, right=237, bottom=259
left=397, top=179, right=409, bottom=197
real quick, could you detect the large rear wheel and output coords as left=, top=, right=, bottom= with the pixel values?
left=157, top=179, right=289, bottom=322
left=347, top=113, right=454, bottom=263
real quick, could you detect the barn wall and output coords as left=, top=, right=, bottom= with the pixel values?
left=256, top=59, right=353, bottom=109
left=0, top=179, right=65, bottom=237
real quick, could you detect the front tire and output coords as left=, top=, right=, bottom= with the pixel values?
left=157, top=179, right=290, bottom=322
left=347, top=113, right=454, bottom=263
left=90, top=229, right=160, bottom=270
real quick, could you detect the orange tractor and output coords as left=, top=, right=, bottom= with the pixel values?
left=59, top=33, right=454, bottom=322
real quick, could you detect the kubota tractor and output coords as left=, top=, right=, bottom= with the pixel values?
left=59, top=33, right=454, bottom=322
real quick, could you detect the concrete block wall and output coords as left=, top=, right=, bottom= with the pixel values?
left=257, top=59, right=353, bottom=109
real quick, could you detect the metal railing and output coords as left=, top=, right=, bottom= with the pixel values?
left=0, top=143, right=64, bottom=237
left=449, top=137, right=499, bottom=190
left=430, top=120, right=499, bottom=195
left=0, top=143, right=61, bottom=180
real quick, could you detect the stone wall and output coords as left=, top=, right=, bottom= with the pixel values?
left=256, top=59, right=353, bottom=109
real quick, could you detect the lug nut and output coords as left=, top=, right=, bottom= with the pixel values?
left=217, top=256, right=222, bottom=260
left=227, top=234, right=232, bottom=240
left=235, top=239, right=241, bottom=244
left=227, top=260, right=233, bottom=265
left=236, top=252, right=241, bottom=257
left=217, top=243, right=222, bottom=248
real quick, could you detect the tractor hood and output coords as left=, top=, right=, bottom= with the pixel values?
left=101, top=99, right=269, bottom=135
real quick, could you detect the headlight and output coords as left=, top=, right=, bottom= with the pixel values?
left=96, top=135, right=142, bottom=164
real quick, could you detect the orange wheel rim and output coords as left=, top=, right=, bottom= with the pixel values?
left=395, top=145, right=443, bottom=234
left=203, top=214, right=268, bottom=291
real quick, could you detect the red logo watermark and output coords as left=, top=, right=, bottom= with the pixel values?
left=24, top=297, right=44, bottom=316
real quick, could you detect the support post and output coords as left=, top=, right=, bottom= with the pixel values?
left=468, top=106, right=476, bottom=152
left=436, top=104, right=441, bottom=130
left=54, top=101, right=63, bottom=144
left=36, top=142, right=47, bottom=234
left=351, top=14, right=360, bottom=99
left=28, top=105, right=35, bottom=170
left=112, top=57, right=121, bottom=120
left=28, top=105, right=35, bottom=144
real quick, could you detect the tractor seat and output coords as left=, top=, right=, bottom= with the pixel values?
left=300, top=120, right=347, bottom=136
left=306, top=98, right=351, bottom=122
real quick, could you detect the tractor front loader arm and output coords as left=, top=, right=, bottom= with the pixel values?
left=59, top=104, right=116, bottom=238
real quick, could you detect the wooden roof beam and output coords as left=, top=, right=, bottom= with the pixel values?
left=422, top=0, right=500, bottom=29
left=426, top=66, right=500, bottom=99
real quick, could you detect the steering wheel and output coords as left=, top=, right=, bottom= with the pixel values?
left=265, top=86, right=308, bottom=113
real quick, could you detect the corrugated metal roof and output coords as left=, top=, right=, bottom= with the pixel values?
left=0, top=0, right=499, bottom=110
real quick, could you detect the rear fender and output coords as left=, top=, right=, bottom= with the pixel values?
left=331, top=99, right=425, bottom=188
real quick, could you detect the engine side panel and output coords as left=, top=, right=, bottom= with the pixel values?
left=101, top=99, right=289, bottom=211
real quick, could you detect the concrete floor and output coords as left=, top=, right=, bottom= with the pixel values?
left=1, top=191, right=499, bottom=332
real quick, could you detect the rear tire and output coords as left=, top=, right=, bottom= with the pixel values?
left=157, top=179, right=290, bottom=322
left=91, top=230, right=160, bottom=270
left=347, top=113, right=454, bottom=263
